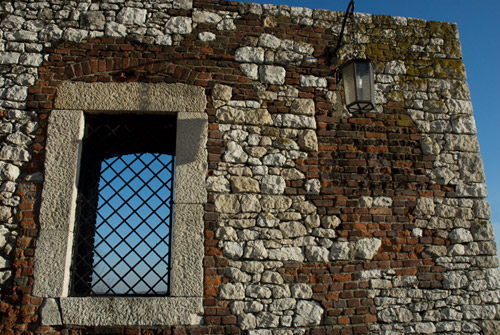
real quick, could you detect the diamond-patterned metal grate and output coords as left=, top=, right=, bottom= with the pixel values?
left=71, top=114, right=176, bottom=296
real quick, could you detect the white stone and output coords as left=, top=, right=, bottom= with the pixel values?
left=0, top=145, right=30, bottom=162
left=373, top=197, right=392, bottom=208
left=257, top=213, right=279, bottom=228
left=19, top=53, right=43, bottom=66
left=217, top=19, right=236, bottom=31
left=385, top=60, right=406, bottom=75
left=449, top=228, right=474, bottom=243
left=192, top=10, right=222, bottom=24
left=291, top=284, right=313, bottom=299
left=6, top=85, right=28, bottom=102
left=414, top=197, right=435, bottom=216
left=173, top=0, right=193, bottom=10
left=240, top=194, right=262, bottom=213
left=305, top=246, right=329, bottom=262
left=262, top=153, right=286, bottom=166
left=198, top=32, right=216, bottom=42
left=378, top=307, right=413, bottom=323
left=219, top=283, right=245, bottom=300
left=290, top=99, right=315, bottom=116
left=215, top=194, right=240, bottom=214
left=206, top=176, right=230, bottom=193
left=239, top=313, right=257, bottom=330
left=105, top=22, right=127, bottom=37
left=244, top=240, right=268, bottom=260
left=259, top=65, right=286, bottom=85
left=39, top=25, right=64, bottom=41
left=330, top=242, right=351, bottom=260
left=63, top=28, right=88, bottom=42
left=279, top=221, right=307, bottom=238
left=304, top=179, right=320, bottom=194
left=277, top=114, right=316, bottom=129
left=258, top=33, right=281, bottom=48
left=235, top=47, right=265, bottom=63
left=261, top=175, right=286, bottom=194
left=268, top=247, right=304, bottom=261
left=1, top=15, right=25, bottom=29
left=0, top=163, right=20, bottom=181
left=299, top=75, right=327, bottom=88
left=293, top=301, right=323, bottom=326
left=354, top=238, right=381, bottom=260
left=165, top=17, right=193, bottom=34
left=443, top=271, right=468, bottom=289
left=223, top=241, right=244, bottom=259
left=116, top=7, right=147, bottom=25
left=240, top=63, right=259, bottom=80
left=224, top=141, right=248, bottom=163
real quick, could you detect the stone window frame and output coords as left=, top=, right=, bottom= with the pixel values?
left=33, top=82, right=207, bottom=326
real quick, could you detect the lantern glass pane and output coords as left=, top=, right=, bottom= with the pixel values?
left=341, top=62, right=356, bottom=106
left=355, top=61, right=373, bottom=101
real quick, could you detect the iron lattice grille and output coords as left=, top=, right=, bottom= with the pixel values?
left=71, top=114, right=176, bottom=296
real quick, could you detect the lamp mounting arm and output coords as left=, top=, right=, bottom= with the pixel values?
left=330, top=0, right=355, bottom=63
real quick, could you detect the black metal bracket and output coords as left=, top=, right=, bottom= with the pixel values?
left=330, top=0, right=355, bottom=64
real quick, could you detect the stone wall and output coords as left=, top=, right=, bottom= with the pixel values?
left=0, top=0, right=498, bottom=334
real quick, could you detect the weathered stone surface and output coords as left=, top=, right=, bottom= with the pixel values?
left=165, top=17, right=193, bottom=34
left=212, top=84, right=232, bottom=101
left=239, top=313, right=257, bottom=330
left=215, top=194, right=240, bottom=213
left=268, top=247, right=304, bottom=261
left=449, top=228, right=474, bottom=243
left=471, top=220, right=495, bottom=241
left=298, top=129, right=318, bottom=151
left=240, top=63, right=259, bottom=80
left=206, top=176, right=230, bottom=192
left=443, top=271, right=468, bottom=289
left=192, top=10, right=222, bottom=24
left=354, top=238, right=381, bottom=260
left=261, top=175, right=286, bottom=195
left=224, top=141, right=249, bottom=163
left=293, top=301, right=323, bottom=326
left=198, top=32, right=216, bottom=42
left=279, top=221, right=307, bottom=238
left=299, top=75, right=327, bottom=88
left=231, top=177, right=260, bottom=193
left=244, top=240, right=268, bottom=260
left=240, top=194, right=262, bottom=213
left=223, top=241, right=245, bottom=259
left=305, top=246, right=329, bottom=262
left=291, top=284, right=313, bottom=299
left=219, top=283, right=245, bottom=300
left=290, top=99, right=315, bottom=116
left=330, top=242, right=351, bottom=260
left=105, top=22, right=127, bottom=37
left=81, top=11, right=106, bottom=30
left=246, top=285, right=272, bottom=298
left=414, top=197, right=435, bottom=216
left=116, top=7, right=147, bottom=25
left=235, top=47, right=265, bottom=63
left=40, top=298, right=62, bottom=326
left=378, top=307, right=413, bottom=323
left=259, top=65, right=286, bottom=85
left=321, top=215, right=341, bottom=229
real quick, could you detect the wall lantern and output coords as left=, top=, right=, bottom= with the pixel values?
left=331, top=0, right=376, bottom=113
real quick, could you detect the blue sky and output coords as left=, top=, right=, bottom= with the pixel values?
left=247, top=0, right=500, bottom=243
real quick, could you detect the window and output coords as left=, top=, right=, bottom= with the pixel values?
left=72, top=114, right=176, bottom=296
left=33, top=82, right=207, bottom=326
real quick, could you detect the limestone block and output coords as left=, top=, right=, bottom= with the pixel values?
left=268, top=247, right=304, bottom=262
left=240, top=194, right=262, bottom=213
left=420, top=136, right=441, bottom=155
left=462, top=305, right=496, bottom=320
left=261, top=175, right=286, bottom=195
left=486, top=268, right=500, bottom=289
left=206, top=176, right=230, bottom=193
left=192, top=10, right=222, bottom=24
left=451, top=115, right=477, bottom=134
left=239, top=313, right=257, bottom=330
left=481, top=321, right=500, bottom=335
left=260, top=196, right=292, bottom=212
left=235, top=47, right=265, bottom=64
left=262, top=153, right=286, bottom=166
left=105, top=22, right=127, bottom=37
left=223, top=241, right=245, bottom=259
left=258, top=33, right=281, bottom=48
left=0, top=270, right=11, bottom=284
left=262, top=271, right=284, bottom=284
left=244, top=240, right=268, bottom=260
left=378, top=307, right=413, bottom=323
left=259, top=65, right=286, bottom=85
left=305, top=246, right=329, bottom=262
left=293, top=300, right=323, bottom=326
left=291, top=284, right=313, bottom=299
left=0, top=206, right=12, bottom=222
left=385, top=60, right=406, bottom=75
left=373, top=197, right=392, bottom=208
left=39, top=25, right=64, bottom=41
left=414, top=197, right=435, bottom=216
left=329, top=242, right=351, bottom=260
left=354, top=238, right=381, bottom=260
left=321, top=215, right=341, bottom=229
left=40, top=298, right=62, bottom=326
left=231, top=177, right=260, bottom=193
left=116, top=7, right=147, bottom=25
left=19, top=53, right=43, bottom=67
left=257, top=213, right=279, bottom=228
left=80, top=11, right=105, bottom=30
left=217, top=19, right=236, bottom=31
left=299, top=75, right=327, bottom=88
left=428, top=167, right=455, bottom=185
left=298, top=130, right=318, bottom=151
left=246, top=285, right=272, bottom=298
left=198, top=32, right=216, bottom=42
left=224, top=141, right=248, bottom=163
left=212, top=84, right=232, bottom=101
left=415, top=322, right=437, bottom=334
left=459, top=153, right=485, bottom=183
left=456, top=183, right=487, bottom=198
left=6, top=85, right=28, bottom=102
left=471, top=220, right=495, bottom=241
left=474, top=200, right=491, bottom=219
left=292, top=199, right=316, bottom=214
left=290, top=99, right=315, bottom=116
left=0, top=15, right=25, bottom=29
left=256, top=312, right=280, bottom=328
left=449, top=228, right=474, bottom=243
left=240, top=63, right=259, bottom=80
left=220, top=283, right=245, bottom=300
left=61, top=297, right=203, bottom=326
left=165, top=17, right=192, bottom=34
left=281, top=168, right=305, bottom=180
left=225, top=267, right=251, bottom=283
left=215, top=194, right=240, bottom=214
left=277, top=114, right=316, bottom=129
left=443, top=271, right=468, bottom=289
left=279, top=221, right=307, bottom=238
left=173, top=0, right=193, bottom=10
left=304, top=213, right=320, bottom=229
left=62, top=28, right=88, bottom=42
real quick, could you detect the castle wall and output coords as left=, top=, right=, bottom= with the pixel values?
left=0, top=0, right=498, bottom=334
